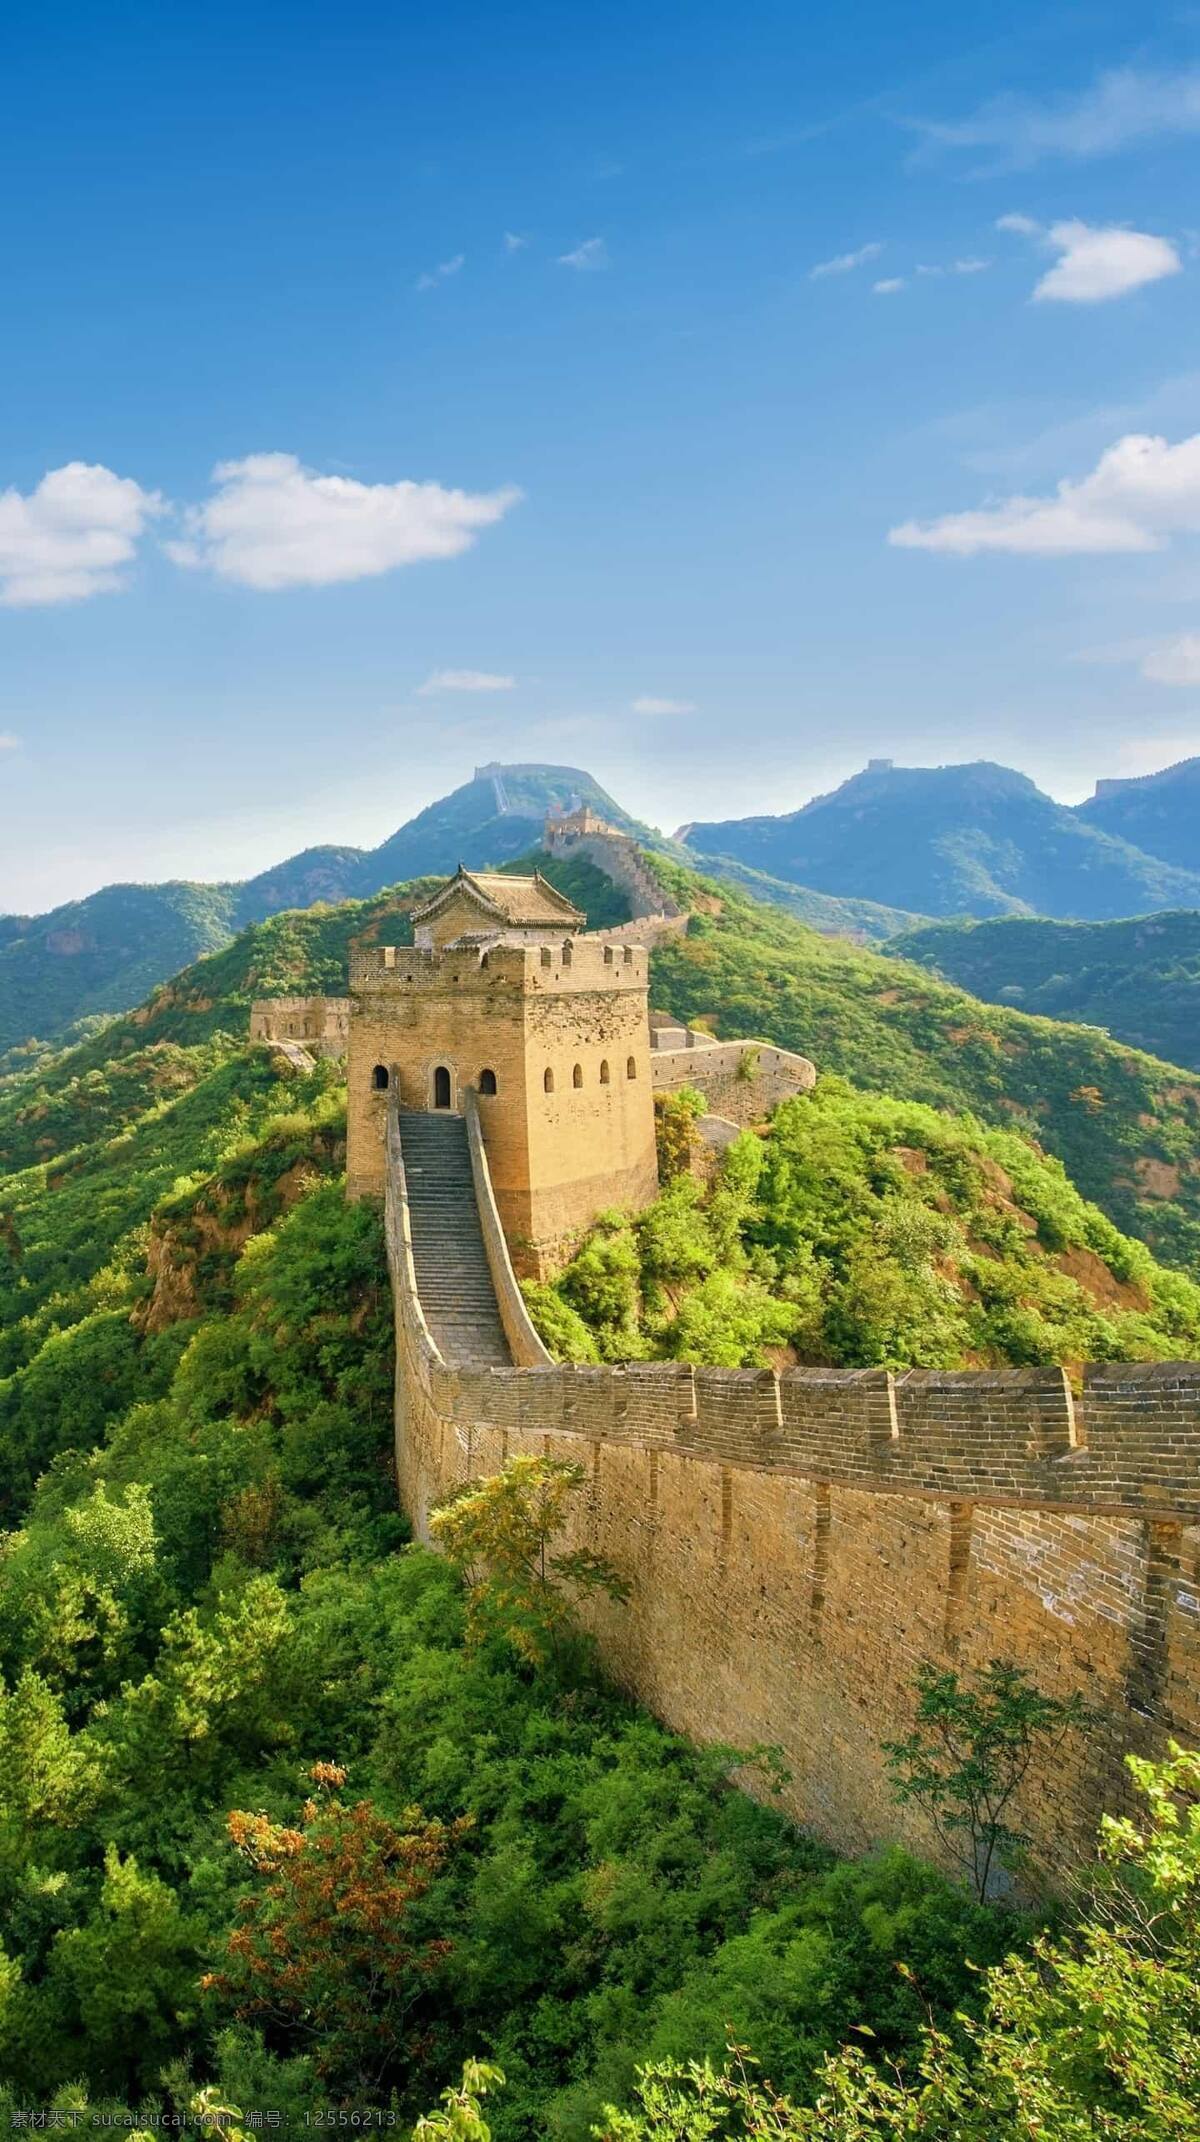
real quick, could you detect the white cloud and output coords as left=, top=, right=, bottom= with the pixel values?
left=916, top=67, right=1200, bottom=170
left=416, top=669, right=516, bottom=695
left=503, top=231, right=529, bottom=252
left=0, top=733, right=18, bottom=750
left=0, top=462, right=163, bottom=607
left=889, top=429, right=1200, bottom=556
left=168, top=453, right=521, bottom=591
left=415, top=253, right=465, bottom=292
left=1141, top=635, right=1200, bottom=685
left=810, top=241, right=882, bottom=279
left=558, top=237, right=608, bottom=270
left=1033, top=220, right=1180, bottom=302
left=996, top=212, right=1039, bottom=235
left=631, top=695, right=696, bottom=715
left=916, top=257, right=992, bottom=277
left=873, top=277, right=906, bottom=294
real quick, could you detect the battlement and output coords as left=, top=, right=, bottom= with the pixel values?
left=420, top=1356, right=1200, bottom=1520
left=350, top=935, right=650, bottom=996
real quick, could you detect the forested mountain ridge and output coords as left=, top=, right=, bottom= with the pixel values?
left=681, top=758, right=1200, bottom=920
left=0, top=765, right=637, bottom=1052
left=1077, top=755, right=1200, bottom=873
left=889, top=909, right=1200, bottom=1075
left=6, top=846, right=1200, bottom=1275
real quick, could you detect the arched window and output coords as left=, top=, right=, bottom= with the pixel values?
left=480, top=952, right=490, bottom=969
left=626, top=1056, right=637, bottom=1080
left=479, top=1068, right=497, bottom=1095
left=623, top=946, right=634, bottom=965
left=544, top=1067, right=555, bottom=1094
left=372, top=1064, right=390, bottom=1091
left=433, top=1065, right=452, bottom=1109
left=561, top=941, right=573, bottom=968
left=540, top=946, right=552, bottom=969
left=603, top=945, right=614, bottom=965
left=572, top=1063, right=583, bottom=1089
left=599, top=1059, right=610, bottom=1085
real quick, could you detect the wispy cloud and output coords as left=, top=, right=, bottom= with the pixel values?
left=912, top=66, right=1200, bottom=171
left=415, top=253, right=465, bottom=292
left=0, top=733, right=19, bottom=750
left=558, top=236, right=609, bottom=270
left=631, top=694, right=696, bottom=715
left=167, top=454, right=521, bottom=591
left=417, top=669, right=516, bottom=695
left=0, top=462, right=164, bottom=607
left=810, top=241, right=882, bottom=279
left=1141, top=635, right=1200, bottom=686
left=996, top=214, right=1182, bottom=302
left=503, top=231, right=529, bottom=252
left=915, top=258, right=991, bottom=277
left=889, top=429, right=1200, bottom=557
left=873, top=277, right=906, bottom=295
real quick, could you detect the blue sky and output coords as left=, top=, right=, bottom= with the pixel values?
left=4, top=0, right=1200, bottom=908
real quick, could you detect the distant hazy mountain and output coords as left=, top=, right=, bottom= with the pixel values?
left=1076, top=757, right=1200, bottom=874
left=0, top=765, right=641, bottom=1052
left=682, top=758, right=1200, bottom=921
left=888, top=909, right=1200, bottom=1074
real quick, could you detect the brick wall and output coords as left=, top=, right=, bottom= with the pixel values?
left=384, top=1115, right=1200, bottom=1886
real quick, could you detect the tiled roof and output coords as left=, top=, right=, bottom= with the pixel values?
left=411, top=867, right=584, bottom=929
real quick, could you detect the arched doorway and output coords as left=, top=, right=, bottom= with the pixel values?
left=433, top=1064, right=452, bottom=1109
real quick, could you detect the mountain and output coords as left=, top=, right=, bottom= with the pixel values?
left=18, top=843, right=1197, bottom=1274
left=1077, top=757, right=1200, bottom=874
left=887, top=910, right=1200, bottom=1075
left=0, top=764, right=640, bottom=1052
left=681, top=758, right=1200, bottom=921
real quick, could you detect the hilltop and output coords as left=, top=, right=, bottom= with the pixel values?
left=0, top=764, right=637, bottom=1053
left=1078, top=755, right=1200, bottom=874
left=6, top=844, right=1199, bottom=1275
left=889, top=910, right=1200, bottom=1075
left=681, top=758, right=1200, bottom=921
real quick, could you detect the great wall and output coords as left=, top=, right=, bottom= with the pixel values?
left=250, top=821, right=1200, bottom=1888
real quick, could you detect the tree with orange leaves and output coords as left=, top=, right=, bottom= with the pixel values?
left=202, top=1764, right=469, bottom=2099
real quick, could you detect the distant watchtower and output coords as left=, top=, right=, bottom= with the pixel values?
left=347, top=867, right=659, bottom=1274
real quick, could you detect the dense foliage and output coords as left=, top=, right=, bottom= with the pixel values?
left=682, top=758, right=1200, bottom=920
left=890, top=909, right=1200, bottom=1075
left=527, top=1082, right=1200, bottom=1370
left=0, top=1095, right=1017, bottom=2134
left=644, top=860, right=1200, bottom=1270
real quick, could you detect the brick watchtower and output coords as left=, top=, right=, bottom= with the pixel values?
left=346, top=867, right=659, bottom=1274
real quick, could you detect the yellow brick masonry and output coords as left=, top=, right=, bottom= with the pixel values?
left=383, top=1105, right=1200, bottom=1888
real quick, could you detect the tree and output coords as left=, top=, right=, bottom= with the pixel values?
left=601, top=1748, right=1200, bottom=2137
left=884, top=1661, right=1088, bottom=1902
left=413, top=2059, right=506, bottom=2139
left=203, top=1764, right=468, bottom=2097
left=430, top=1454, right=630, bottom=1667
left=656, top=1088, right=707, bottom=1182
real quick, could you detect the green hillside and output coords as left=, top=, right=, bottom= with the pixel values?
left=6, top=849, right=1200, bottom=1278
left=0, top=880, right=242, bottom=1054
left=0, top=764, right=646, bottom=1052
left=0, top=848, right=1195, bottom=2128
left=677, top=850, right=922, bottom=942
left=682, top=759, right=1200, bottom=920
left=889, top=910, right=1200, bottom=1075
left=529, top=1081, right=1200, bottom=1370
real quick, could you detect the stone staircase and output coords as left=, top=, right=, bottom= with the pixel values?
left=398, top=1111, right=513, bottom=1366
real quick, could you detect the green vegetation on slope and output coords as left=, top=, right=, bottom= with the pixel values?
left=888, top=909, right=1200, bottom=1075
left=0, top=1043, right=1019, bottom=2135
left=527, top=1084, right=1200, bottom=1371
left=644, top=857, right=1200, bottom=1272
left=0, top=881, right=242, bottom=1054
left=1078, top=754, right=1200, bottom=873
left=677, top=851, right=922, bottom=943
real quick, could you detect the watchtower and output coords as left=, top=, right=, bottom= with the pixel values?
left=346, top=867, right=659, bottom=1273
